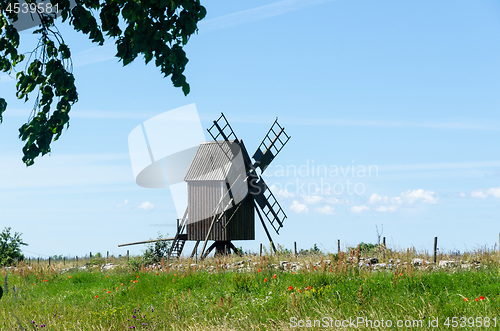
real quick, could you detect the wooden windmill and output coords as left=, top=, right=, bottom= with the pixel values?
left=119, top=113, right=290, bottom=259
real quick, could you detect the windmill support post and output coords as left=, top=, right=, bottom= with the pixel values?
left=255, top=201, right=277, bottom=254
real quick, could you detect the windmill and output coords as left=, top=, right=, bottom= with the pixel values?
left=119, top=113, right=290, bottom=259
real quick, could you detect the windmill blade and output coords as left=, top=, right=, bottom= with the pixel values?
left=252, top=118, right=290, bottom=174
left=251, top=177, right=287, bottom=234
left=207, top=113, right=239, bottom=162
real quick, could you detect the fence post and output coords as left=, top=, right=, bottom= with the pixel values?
left=337, top=239, right=340, bottom=254
left=49, top=257, right=51, bottom=266
left=107, top=251, right=109, bottom=260
left=294, top=242, right=297, bottom=257
left=37, top=257, right=39, bottom=264
left=127, top=250, right=129, bottom=261
left=383, top=237, right=386, bottom=247
left=90, top=252, right=92, bottom=259
left=433, top=237, right=438, bottom=263
left=28, top=257, right=30, bottom=266
left=259, top=243, right=262, bottom=257
left=63, top=257, right=65, bottom=265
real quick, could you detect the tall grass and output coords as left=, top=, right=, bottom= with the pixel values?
left=1, top=247, right=499, bottom=330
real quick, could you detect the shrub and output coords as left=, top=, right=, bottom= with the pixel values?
left=0, top=227, right=28, bottom=266
left=143, top=232, right=171, bottom=265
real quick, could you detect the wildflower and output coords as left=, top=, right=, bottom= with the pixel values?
left=142, top=323, right=147, bottom=326
left=95, top=295, right=98, bottom=298
left=264, top=278, right=268, bottom=282
left=288, top=286, right=294, bottom=291
left=299, top=289, right=302, bottom=293
left=305, top=286, right=312, bottom=291
left=273, top=274, right=277, bottom=279
left=475, top=297, right=478, bottom=302
left=174, top=274, right=177, bottom=277
left=107, top=291, right=111, bottom=294
left=106, top=276, right=109, bottom=278
left=464, top=297, right=469, bottom=302
left=121, top=283, right=123, bottom=285
left=132, top=315, right=136, bottom=319
left=258, top=269, right=261, bottom=272
left=116, top=287, right=119, bottom=290
left=399, top=273, right=403, bottom=276
left=480, top=296, right=485, bottom=300
left=156, top=273, right=159, bottom=275
left=292, top=271, right=295, bottom=274
left=69, top=276, right=71, bottom=279
left=151, top=308, right=154, bottom=312
left=137, top=275, right=140, bottom=278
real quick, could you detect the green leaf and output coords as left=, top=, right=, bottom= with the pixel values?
left=0, top=98, right=6, bottom=123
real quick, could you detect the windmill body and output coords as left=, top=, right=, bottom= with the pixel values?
left=119, top=113, right=290, bottom=259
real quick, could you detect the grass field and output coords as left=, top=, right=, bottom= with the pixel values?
left=1, top=247, right=500, bottom=330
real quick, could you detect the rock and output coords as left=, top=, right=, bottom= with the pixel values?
left=439, top=260, right=458, bottom=268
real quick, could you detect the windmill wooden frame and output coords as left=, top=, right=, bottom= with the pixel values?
left=118, top=113, right=291, bottom=259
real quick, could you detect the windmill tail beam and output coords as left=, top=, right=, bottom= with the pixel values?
left=118, top=237, right=177, bottom=247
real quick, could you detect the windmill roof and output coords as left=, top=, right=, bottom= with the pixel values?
left=184, top=140, right=248, bottom=181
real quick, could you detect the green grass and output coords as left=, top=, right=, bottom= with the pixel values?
left=1, top=252, right=500, bottom=330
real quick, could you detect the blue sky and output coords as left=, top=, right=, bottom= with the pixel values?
left=1, top=0, right=500, bottom=258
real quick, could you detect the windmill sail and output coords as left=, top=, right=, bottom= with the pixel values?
left=250, top=177, right=287, bottom=234
left=252, top=118, right=291, bottom=174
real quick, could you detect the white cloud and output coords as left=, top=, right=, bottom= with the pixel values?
left=471, top=190, right=487, bottom=199
left=486, top=187, right=500, bottom=198
left=270, top=185, right=295, bottom=199
left=401, top=189, right=438, bottom=204
left=315, top=205, right=335, bottom=215
left=376, top=205, right=397, bottom=212
left=138, top=202, right=155, bottom=211
left=458, top=192, right=466, bottom=198
left=351, top=205, right=369, bottom=213
left=368, top=193, right=389, bottom=204
left=200, top=0, right=335, bottom=33
left=290, top=200, right=309, bottom=214
left=471, top=187, right=500, bottom=199
left=302, top=195, right=324, bottom=204
left=116, top=199, right=129, bottom=207
left=325, top=197, right=342, bottom=204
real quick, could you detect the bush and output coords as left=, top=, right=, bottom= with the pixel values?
left=298, top=243, right=322, bottom=256
left=347, top=242, right=378, bottom=255
left=0, top=227, right=28, bottom=266
left=143, top=232, right=171, bottom=265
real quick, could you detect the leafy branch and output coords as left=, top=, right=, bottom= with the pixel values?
left=0, top=0, right=206, bottom=166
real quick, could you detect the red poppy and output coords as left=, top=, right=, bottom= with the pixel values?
left=95, top=295, right=98, bottom=298
left=273, top=274, right=277, bottom=279
left=264, top=278, right=267, bottom=282
left=299, top=289, right=302, bottom=293
left=288, top=286, right=294, bottom=291
left=475, top=297, right=478, bottom=302
left=305, top=286, right=312, bottom=291
left=258, top=269, right=261, bottom=272
left=480, top=296, right=485, bottom=300
left=464, top=297, right=469, bottom=302
left=107, top=291, right=111, bottom=294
